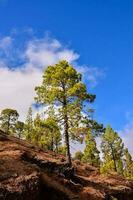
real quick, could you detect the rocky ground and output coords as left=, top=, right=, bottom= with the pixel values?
left=0, top=131, right=133, bottom=200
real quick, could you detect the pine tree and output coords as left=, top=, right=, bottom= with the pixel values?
left=32, top=107, right=61, bottom=151
left=15, top=121, right=24, bottom=139
left=101, top=125, right=124, bottom=174
left=35, top=60, right=95, bottom=166
left=39, top=116, right=61, bottom=151
left=82, top=130, right=100, bottom=167
left=47, top=106, right=62, bottom=152
left=24, top=107, right=34, bottom=141
left=123, top=148, right=133, bottom=179
left=74, top=151, right=84, bottom=161
left=82, top=108, right=104, bottom=137
left=33, top=113, right=43, bottom=145
left=0, top=108, right=19, bottom=133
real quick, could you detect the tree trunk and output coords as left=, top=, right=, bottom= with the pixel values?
left=55, top=140, right=58, bottom=153
left=7, top=116, right=10, bottom=134
left=64, top=113, right=72, bottom=167
left=62, top=82, right=72, bottom=167
left=51, top=136, right=54, bottom=151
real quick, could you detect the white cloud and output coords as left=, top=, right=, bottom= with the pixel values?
left=0, top=36, right=12, bottom=49
left=25, top=37, right=79, bottom=68
left=0, top=34, right=79, bottom=121
left=0, top=66, right=42, bottom=120
left=0, top=36, right=13, bottom=56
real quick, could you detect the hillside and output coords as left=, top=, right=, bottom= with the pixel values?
left=0, top=132, right=133, bottom=200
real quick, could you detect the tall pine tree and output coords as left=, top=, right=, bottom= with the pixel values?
left=35, top=60, right=95, bottom=166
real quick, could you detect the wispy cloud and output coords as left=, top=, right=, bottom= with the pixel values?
left=77, top=65, right=105, bottom=88
left=0, top=36, right=12, bottom=51
left=25, top=36, right=79, bottom=68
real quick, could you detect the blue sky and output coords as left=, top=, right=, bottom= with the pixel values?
left=0, top=0, right=133, bottom=154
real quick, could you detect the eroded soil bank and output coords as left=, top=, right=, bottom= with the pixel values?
left=0, top=133, right=133, bottom=200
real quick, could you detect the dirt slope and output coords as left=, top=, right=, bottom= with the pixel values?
left=0, top=132, right=133, bottom=200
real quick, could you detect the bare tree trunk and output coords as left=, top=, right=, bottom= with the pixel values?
left=64, top=113, right=71, bottom=167
left=51, top=136, right=54, bottom=151
left=55, top=140, right=58, bottom=153
left=62, top=82, right=72, bottom=167
left=7, top=116, right=10, bottom=134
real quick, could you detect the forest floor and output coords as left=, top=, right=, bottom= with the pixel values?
left=0, top=132, right=133, bottom=200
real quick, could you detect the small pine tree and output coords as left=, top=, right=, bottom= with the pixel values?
left=45, top=106, right=62, bottom=152
left=15, top=121, right=24, bottom=139
left=58, top=145, right=67, bottom=155
left=123, top=148, right=133, bottom=179
left=24, top=107, right=34, bottom=141
left=74, top=151, right=84, bottom=161
left=39, top=116, right=61, bottom=151
left=33, top=113, right=43, bottom=145
left=33, top=107, right=62, bottom=151
left=0, top=108, right=19, bottom=133
left=82, top=130, right=100, bottom=167
left=101, top=125, right=124, bottom=174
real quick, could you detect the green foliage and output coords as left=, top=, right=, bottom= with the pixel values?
left=32, top=113, right=43, bottom=145
left=35, top=60, right=95, bottom=166
left=36, top=113, right=62, bottom=151
left=42, top=117, right=61, bottom=151
left=101, top=125, right=124, bottom=174
left=0, top=108, right=19, bottom=133
left=85, top=119, right=104, bottom=137
left=123, top=148, right=133, bottom=179
left=100, top=159, right=116, bottom=174
left=82, top=130, right=100, bottom=167
left=15, top=121, right=24, bottom=138
left=24, top=105, right=62, bottom=152
left=24, top=107, right=34, bottom=141
left=74, top=151, right=84, bottom=161
left=35, top=60, right=95, bottom=105
left=81, top=109, right=104, bottom=137
left=58, top=145, right=67, bottom=155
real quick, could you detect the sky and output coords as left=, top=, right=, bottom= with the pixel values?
left=0, top=0, right=133, bottom=155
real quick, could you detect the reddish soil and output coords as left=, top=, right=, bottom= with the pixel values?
left=0, top=132, right=133, bottom=200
